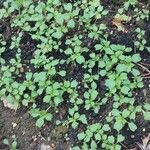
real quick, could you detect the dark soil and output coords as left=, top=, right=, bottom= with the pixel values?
left=0, top=1, right=150, bottom=150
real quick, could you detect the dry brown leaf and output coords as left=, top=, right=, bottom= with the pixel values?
left=112, top=18, right=126, bottom=32
left=142, top=134, right=150, bottom=149
left=112, top=16, right=131, bottom=32
left=135, top=134, right=150, bottom=150
left=20, top=67, right=25, bottom=73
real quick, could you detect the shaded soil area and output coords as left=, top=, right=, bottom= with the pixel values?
left=0, top=104, right=70, bottom=150
left=0, top=79, right=149, bottom=150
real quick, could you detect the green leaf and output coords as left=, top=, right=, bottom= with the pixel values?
left=99, top=70, right=107, bottom=76
left=91, top=90, right=98, bottom=99
left=22, top=99, right=29, bottom=106
left=72, top=121, right=78, bottom=129
left=102, top=124, right=110, bottom=131
left=128, top=122, right=137, bottom=132
left=3, top=139, right=9, bottom=145
left=108, top=136, right=115, bottom=144
left=91, top=140, right=97, bottom=149
left=71, top=80, right=78, bottom=88
left=45, top=113, right=53, bottom=121
left=144, top=112, right=150, bottom=120
left=54, top=97, right=62, bottom=106
left=121, top=86, right=130, bottom=95
left=36, top=117, right=44, bottom=128
left=105, top=79, right=116, bottom=90
left=144, top=103, right=150, bottom=111
left=122, top=109, right=130, bottom=118
left=52, top=31, right=63, bottom=39
left=114, top=120, right=123, bottom=131
left=132, top=54, right=141, bottom=63
left=95, top=133, right=101, bottom=140
left=26, top=72, right=32, bottom=80
left=72, top=146, right=80, bottom=150
left=117, top=134, right=125, bottom=142
left=55, top=14, right=64, bottom=25
left=90, top=123, right=101, bottom=132
left=43, top=95, right=51, bottom=103
left=79, top=114, right=87, bottom=124
left=77, top=132, right=85, bottom=140
left=115, top=144, right=121, bottom=150
left=95, top=44, right=103, bottom=50
left=58, top=70, right=66, bottom=77
left=116, top=64, right=127, bottom=73
left=76, top=55, right=85, bottom=64
left=15, top=0, right=23, bottom=8
left=34, top=72, right=46, bottom=82
left=12, top=140, right=17, bottom=148
left=67, top=19, right=75, bottom=28
left=65, top=48, right=72, bottom=55
left=30, top=109, right=40, bottom=118
left=64, top=3, right=72, bottom=11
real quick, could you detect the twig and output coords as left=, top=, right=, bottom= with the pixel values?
left=46, top=106, right=51, bottom=112
left=120, top=142, right=129, bottom=150
left=141, top=76, right=150, bottom=79
left=136, top=63, right=150, bottom=74
left=141, top=72, right=150, bottom=77
left=140, top=62, right=150, bottom=67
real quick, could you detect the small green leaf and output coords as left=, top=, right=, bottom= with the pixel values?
left=114, top=120, right=123, bottom=131
left=122, top=109, right=130, bottom=118
left=144, top=112, right=150, bottom=120
left=64, top=3, right=72, bottom=11
left=58, top=70, right=66, bottom=77
left=72, top=146, right=80, bottom=150
left=77, top=132, right=85, bottom=140
left=43, top=95, right=51, bottom=103
left=36, top=117, right=44, bottom=128
left=117, top=134, right=125, bottom=142
left=71, top=80, right=78, bottom=88
left=67, top=19, right=75, bottom=28
left=121, top=86, right=130, bottom=95
left=108, top=136, right=115, bottom=144
left=115, top=144, right=121, bottom=150
left=116, top=64, right=127, bottom=73
left=128, top=122, right=137, bottom=132
left=79, top=114, right=87, bottom=124
left=144, top=103, right=150, bottom=111
left=3, top=139, right=9, bottom=145
left=102, top=124, right=110, bottom=131
left=76, top=55, right=85, bottom=64
left=91, top=140, right=97, bottom=149
left=26, top=72, right=32, bottom=80
left=72, top=121, right=78, bottom=129
left=95, top=133, right=101, bottom=140
left=105, top=79, right=116, bottom=90
left=12, top=140, right=17, bottom=148
left=45, top=113, right=53, bottom=121
left=132, top=54, right=141, bottom=63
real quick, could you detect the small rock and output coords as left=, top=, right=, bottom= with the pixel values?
left=41, top=143, right=51, bottom=150
left=12, top=122, right=17, bottom=128
left=131, top=135, right=135, bottom=138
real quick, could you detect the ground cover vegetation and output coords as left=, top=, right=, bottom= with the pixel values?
left=0, top=0, right=150, bottom=149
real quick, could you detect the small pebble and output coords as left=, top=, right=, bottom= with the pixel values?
left=51, top=143, right=56, bottom=149
left=41, top=144, right=51, bottom=150
left=131, top=135, right=135, bottom=138
left=12, top=122, right=17, bottom=128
